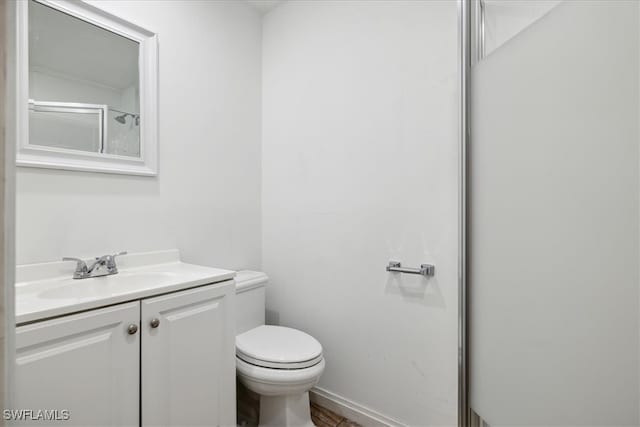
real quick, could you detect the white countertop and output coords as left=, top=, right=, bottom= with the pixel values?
left=16, top=250, right=235, bottom=324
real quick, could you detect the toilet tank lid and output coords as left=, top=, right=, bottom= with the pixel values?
left=235, top=270, right=269, bottom=293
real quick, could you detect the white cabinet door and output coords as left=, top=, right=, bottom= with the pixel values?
left=141, top=282, right=235, bottom=427
left=15, top=302, right=140, bottom=426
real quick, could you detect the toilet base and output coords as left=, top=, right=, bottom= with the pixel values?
left=259, top=391, right=315, bottom=427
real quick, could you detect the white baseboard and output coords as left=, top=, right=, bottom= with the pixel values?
left=310, top=387, right=407, bottom=427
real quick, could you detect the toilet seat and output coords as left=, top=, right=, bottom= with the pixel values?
left=236, top=356, right=326, bottom=397
left=236, top=325, right=323, bottom=370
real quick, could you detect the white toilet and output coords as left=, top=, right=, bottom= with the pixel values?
left=235, top=271, right=325, bottom=427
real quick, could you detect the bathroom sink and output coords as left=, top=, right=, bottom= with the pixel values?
left=39, top=271, right=179, bottom=299
left=118, top=271, right=179, bottom=280
left=15, top=250, right=235, bottom=324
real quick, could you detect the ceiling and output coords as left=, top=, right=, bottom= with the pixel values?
left=246, top=0, right=285, bottom=15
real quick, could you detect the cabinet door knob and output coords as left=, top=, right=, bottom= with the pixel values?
left=150, top=318, right=160, bottom=328
left=127, top=324, right=138, bottom=335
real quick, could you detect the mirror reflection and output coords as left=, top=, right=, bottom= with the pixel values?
left=28, top=0, right=141, bottom=158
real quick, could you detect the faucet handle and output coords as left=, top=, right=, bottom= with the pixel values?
left=62, top=257, right=88, bottom=275
left=63, top=256, right=86, bottom=265
left=106, top=251, right=127, bottom=270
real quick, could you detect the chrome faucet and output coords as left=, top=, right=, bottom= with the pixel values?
left=62, top=251, right=127, bottom=279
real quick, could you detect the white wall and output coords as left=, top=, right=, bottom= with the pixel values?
left=470, top=1, right=639, bottom=425
left=261, top=1, right=459, bottom=425
left=16, top=0, right=263, bottom=270
left=483, top=0, right=561, bottom=56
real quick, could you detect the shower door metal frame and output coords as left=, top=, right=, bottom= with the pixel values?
left=27, top=100, right=108, bottom=154
left=458, top=0, right=471, bottom=426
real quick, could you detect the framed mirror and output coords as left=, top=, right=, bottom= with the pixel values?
left=15, top=0, right=158, bottom=176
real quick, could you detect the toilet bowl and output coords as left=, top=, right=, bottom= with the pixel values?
left=236, top=325, right=325, bottom=426
left=235, top=272, right=325, bottom=427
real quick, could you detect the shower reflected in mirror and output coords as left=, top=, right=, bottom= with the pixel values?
left=114, top=112, right=139, bottom=126
left=106, top=108, right=140, bottom=158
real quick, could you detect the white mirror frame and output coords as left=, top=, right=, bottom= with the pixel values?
left=15, top=0, right=158, bottom=176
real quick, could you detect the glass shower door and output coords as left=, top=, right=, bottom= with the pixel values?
left=28, top=101, right=103, bottom=153
left=470, top=1, right=639, bottom=425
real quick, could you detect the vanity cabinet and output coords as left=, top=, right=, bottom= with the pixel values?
left=141, top=284, right=235, bottom=426
left=15, top=281, right=235, bottom=427
left=15, top=302, right=140, bottom=426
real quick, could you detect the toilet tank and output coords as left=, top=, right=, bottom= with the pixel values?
left=235, top=270, right=268, bottom=335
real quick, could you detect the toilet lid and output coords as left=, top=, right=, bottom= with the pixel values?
left=236, top=325, right=323, bottom=369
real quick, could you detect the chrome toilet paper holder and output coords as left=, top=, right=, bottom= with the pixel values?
left=386, top=261, right=435, bottom=277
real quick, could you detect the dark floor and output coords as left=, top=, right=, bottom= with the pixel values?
left=310, top=402, right=362, bottom=427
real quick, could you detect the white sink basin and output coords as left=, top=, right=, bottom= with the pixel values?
left=117, top=270, right=180, bottom=280
left=15, top=250, right=235, bottom=324
left=39, top=271, right=180, bottom=299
